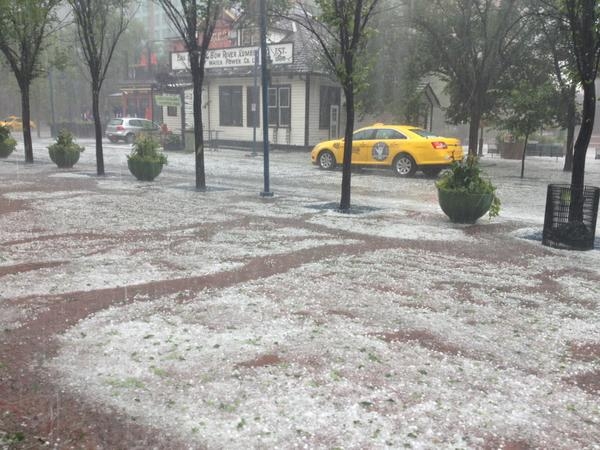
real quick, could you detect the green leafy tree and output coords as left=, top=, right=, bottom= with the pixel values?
left=0, top=0, right=62, bottom=163
left=561, top=0, right=600, bottom=221
left=360, top=0, right=434, bottom=124
left=535, top=0, right=600, bottom=221
left=497, top=78, right=557, bottom=178
left=561, top=0, right=599, bottom=190
left=68, top=0, right=137, bottom=176
left=493, top=20, right=559, bottom=179
left=413, top=0, right=528, bottom=156
left=291, top=0, right=380, bottom=211
left=535, top=8, right=579, bottom=172
left=156, top=0, right=225, bottom=190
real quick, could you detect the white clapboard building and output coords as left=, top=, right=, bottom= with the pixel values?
left=161, top=18, right=344, bottom=151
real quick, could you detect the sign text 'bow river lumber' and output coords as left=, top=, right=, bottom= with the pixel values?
left=171, top=43, right=293, bottom=71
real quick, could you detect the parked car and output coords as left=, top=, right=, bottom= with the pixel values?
left=0, top=115, right=36, bottom=132
left=311, top=124, right=464, bottom=177
left=105, top=117, right=161, bottom=143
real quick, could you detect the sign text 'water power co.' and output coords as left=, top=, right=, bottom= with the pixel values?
left=171, top=43, right=293, bottom=71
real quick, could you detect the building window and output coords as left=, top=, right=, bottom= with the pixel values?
left=219, top=86, right=243, bottom=126
left=241, top=28, right=259, bottom=46
left=319, top=86, right=341, bottom=129
left=268, top=85, right=291, bottom=127
left=167, top=106, right=178, bottom=117
left=246, top=86, right=260, bottom=127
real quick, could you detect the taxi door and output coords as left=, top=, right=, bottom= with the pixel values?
left=350, top=128, right=376, bottom=164
left=363, top=128, right=407, bottom=166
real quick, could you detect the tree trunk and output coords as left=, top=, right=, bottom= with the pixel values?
left=35, top=82, right=41, bottom=138
left=468, top=106, right=481, bottom=156
left=520, top=133, right=529, bottom=179
left=569, top=79, right=595, bottom=221
left=478, top=125, right=484, bottom=156
left=190, top=51, right=206, bottom=190
left=92, top=86, right=105, bottom=176
left=563, top=89, right=576, bottom=172
left=339, top=87, right=354, bottom=212
left=20, top=81, right=34, bottom=163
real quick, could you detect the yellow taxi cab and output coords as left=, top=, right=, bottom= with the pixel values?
left=311, top=124, right=463, bottom=177
left=0, top=115, right=36, bottom=132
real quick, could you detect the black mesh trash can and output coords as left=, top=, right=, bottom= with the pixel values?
left=542, top=184, right=600, bottom=250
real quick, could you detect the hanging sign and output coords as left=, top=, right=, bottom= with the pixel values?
left=154, top=95, right=182, bottom=107
left=171, top=43, right=293, bottom=71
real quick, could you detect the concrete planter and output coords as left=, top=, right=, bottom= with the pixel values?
left=49, top=148, right=81, bottom=168
left=127, top=159, right=164, bottom=181
left=437, top=188, right=494, bottom=224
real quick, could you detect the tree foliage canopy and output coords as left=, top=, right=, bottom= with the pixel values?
left=412, top=0, right=530, bottom=155
left=292, top=0, right=379, bottom=92
left=0, top=0, right=62, bottom=162
left=156, top=0, right=228, bottom=189
left=68, top=0, right=136, bottom=175
left=414, top=0, right=527, bottom=122
left=359, top=0, right=435, bottom=123
left=0, top=0, right=62, bottom=83
left=68, top=0, right=136, bottom=88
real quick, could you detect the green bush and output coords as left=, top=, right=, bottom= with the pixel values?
left=127, top=135, right=167, bottom=165
left=436, top=155, right=501, bottom=218
left=0, top=124, right=12, bottom=140
left=48, top=129, right=84, bottom=159
left=0, top=124, right=17, bottom=157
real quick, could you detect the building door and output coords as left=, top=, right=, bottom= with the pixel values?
left=329, top=105, right=339, bottom=139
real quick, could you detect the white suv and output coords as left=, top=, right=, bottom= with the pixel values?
left=105, top=117, right=161, bottom=143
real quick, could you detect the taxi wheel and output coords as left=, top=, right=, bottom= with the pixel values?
left=126, top=133, right=135, bottom=144
left=318, top=150, right=336, bottom=170
left=393, top=153, right=416, bottom=177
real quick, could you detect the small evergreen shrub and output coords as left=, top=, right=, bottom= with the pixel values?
left=0, top=125, right=17, bottom=157
left=127, top=135, right=167, bottom=165
left=48, top=129, right=84, bottom=160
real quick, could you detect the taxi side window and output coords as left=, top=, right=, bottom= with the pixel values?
left=376, top=129, right=406, bottom=140
left=353, top=129, right=376, bottom=141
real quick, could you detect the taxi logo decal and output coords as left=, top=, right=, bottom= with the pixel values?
left=372, top=142, right=389, bottom=161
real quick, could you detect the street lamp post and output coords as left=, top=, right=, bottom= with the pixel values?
left=259, top=0, right=273, bottom=197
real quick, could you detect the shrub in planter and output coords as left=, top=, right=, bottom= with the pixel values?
left=127, top=135, right=167, bottom=181
left=0, top=125, right=17, bottom=158
left=436, top=155, right=501, bottom=223
left=48, top=129, right=84, bottom=168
